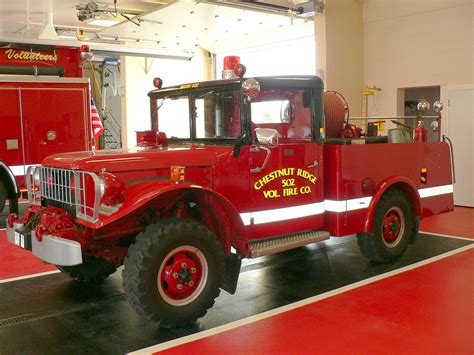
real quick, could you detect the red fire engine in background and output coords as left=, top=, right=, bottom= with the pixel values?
left=0, top=43, right=99, bottom=214
left=6, top=57, right=454, bottom=327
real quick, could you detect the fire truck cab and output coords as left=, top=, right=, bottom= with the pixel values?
left=6, top=59, right=454, bottom=327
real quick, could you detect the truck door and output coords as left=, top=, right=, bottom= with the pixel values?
left=248, top=89, right=325, bottom=239
left=20, top=81, right=91, bottom=165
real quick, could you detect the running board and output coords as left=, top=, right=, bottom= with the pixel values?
left=250, top=230, right=330, bottom=258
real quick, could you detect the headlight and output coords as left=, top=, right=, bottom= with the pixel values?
left=32, top=168, right=41, bottom=190
left=97, top=172, right=124, bottom=206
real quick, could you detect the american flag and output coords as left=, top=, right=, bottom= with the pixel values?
left=91, top=98, right=104, bottom=139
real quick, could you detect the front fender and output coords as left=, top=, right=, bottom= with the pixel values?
left=364, top=176, right=421, bottom=233
left=80, top=179, right=248, bottom=244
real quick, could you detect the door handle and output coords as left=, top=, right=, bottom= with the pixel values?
left=250, top=146, right=272, bottom=173
left=307, top=160, right=318, bottom=168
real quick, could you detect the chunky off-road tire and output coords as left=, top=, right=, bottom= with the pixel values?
left=357, top=189, right=414, bottom=263
left=58, top=256, right=117, bottom=284
left=0, top=179, right=6, bottom=214
left=122, top=219, right=225, bottom=327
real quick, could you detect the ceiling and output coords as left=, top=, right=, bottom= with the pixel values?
left=0, top=0, right=314, bottom=53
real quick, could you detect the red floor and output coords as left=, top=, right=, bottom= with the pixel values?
left=420, top=206, right=474, bottom=239
left=157, top=248, right=473, bottom=355
left=0, top=230, right=56, bottom=280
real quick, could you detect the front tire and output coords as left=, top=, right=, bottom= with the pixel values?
left=0, top=180, right=6, bottom=214
left=358, top=189, right=414, bottom=262
left=122, top=219, right=225, bottom=327
left=58, top=256, right=117, bottom=283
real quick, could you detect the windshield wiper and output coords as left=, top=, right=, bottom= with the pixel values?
left=156, top=96, right=169, bottom=112
left=195, top=91, right=215, bottom=100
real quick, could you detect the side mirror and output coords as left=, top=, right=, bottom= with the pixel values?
left=255, top=128, right=279, bottom=148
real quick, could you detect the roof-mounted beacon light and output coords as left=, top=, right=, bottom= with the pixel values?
left=80, top=45, right=94, bottom=63
left=222, top=55, right=246, bottom=79
left=153, top=77, right=163, bottom=89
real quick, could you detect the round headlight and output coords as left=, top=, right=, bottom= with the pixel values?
left=98, top=172, right=124, bottom=206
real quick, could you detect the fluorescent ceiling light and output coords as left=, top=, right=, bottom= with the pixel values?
left=88, top=19, right=121, bottom=27
left=58, top=35, right=77, bottom=40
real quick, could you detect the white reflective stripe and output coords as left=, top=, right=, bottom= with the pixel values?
left=239, top=184, right=454, bottom=225
left=240, top=213, right=252, bottom=226
left=324, top=197, right=372, bottom=213
left=240, top=202, right=325, bottom=226
left=6, top=165, right=35, bottom=176
left=418, top=184, right=454, bottom=198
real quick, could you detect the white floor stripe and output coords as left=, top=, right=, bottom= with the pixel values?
left=419, top=230, right=473, bottom=241
left=130, top=243, right=473, bottom=355
left=0, top=270, right=60, bottom=284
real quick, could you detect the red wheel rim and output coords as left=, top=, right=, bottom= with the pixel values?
left=157, top=246, right=208, bottom=306
left=382, top=206, right=405, bottom=247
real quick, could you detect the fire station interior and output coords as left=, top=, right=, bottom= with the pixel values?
left=0, top=0, right=472, bottom=353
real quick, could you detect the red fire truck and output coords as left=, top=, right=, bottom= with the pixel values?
left=6, top=58, right=454, bottom=327
left=0, top=43, right=95, bottom=214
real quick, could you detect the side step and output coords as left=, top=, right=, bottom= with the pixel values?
left=250, top=230, right=330, bottom=258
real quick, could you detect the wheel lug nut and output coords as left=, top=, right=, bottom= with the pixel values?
left=181, top=262, right=187, bottom=268
left=177, top=283, right=183, bottom=290
left=191, top=267, right=196, bottom=273
left=188, top=281, right=194, bottom=286
left=172, top=272, right=178, bottom=279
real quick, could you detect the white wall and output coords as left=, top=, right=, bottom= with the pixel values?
left=121, top=49, right=211, bottom=148
left=364, top=0, right=474, bottom=117
left=316, top=0, right=364, bottom=117
left=216, top=37, right=316, bottom=77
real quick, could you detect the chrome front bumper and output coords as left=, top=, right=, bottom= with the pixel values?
left=7, top=223, right=83, bottom=266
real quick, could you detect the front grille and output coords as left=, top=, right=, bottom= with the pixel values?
left=27, top=166, right=101, bottom=223
left=39, top=167, right=75, bottom=205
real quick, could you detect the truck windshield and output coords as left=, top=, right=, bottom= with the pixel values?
left=154, top=89, right=241, bottom=141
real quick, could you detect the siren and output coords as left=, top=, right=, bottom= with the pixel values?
left=222, top=56, right=246, bottom=79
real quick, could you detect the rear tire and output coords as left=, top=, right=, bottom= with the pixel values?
left=122, top=219, right=225, bottom=327
left=58, top=256, right=117, bottom=284
left=357, top=189, right=414, bottom=262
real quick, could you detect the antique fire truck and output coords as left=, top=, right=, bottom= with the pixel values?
left=0, top=43, right=97, bottom=214
left=7, top=57, right=454, bottom=327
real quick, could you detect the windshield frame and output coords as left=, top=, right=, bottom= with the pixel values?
left=150, top=83, right=244, bottom=145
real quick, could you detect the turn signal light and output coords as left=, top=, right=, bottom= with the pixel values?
left=170, top=166, right=185, bottom=184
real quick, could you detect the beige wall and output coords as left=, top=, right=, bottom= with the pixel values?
left=121, top=49, right=212, bottom=148
left=316, top=0, right=364, bottom=117
left=364, top=0, right=474, bottom=117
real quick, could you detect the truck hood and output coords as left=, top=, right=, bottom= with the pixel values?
left=42, top=146, right=219, bottom=172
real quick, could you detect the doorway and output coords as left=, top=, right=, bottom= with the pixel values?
left=403, top=86, right=440, bottom=142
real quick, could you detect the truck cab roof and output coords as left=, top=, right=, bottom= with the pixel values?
left=148, top=75, right=324, bottom=97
